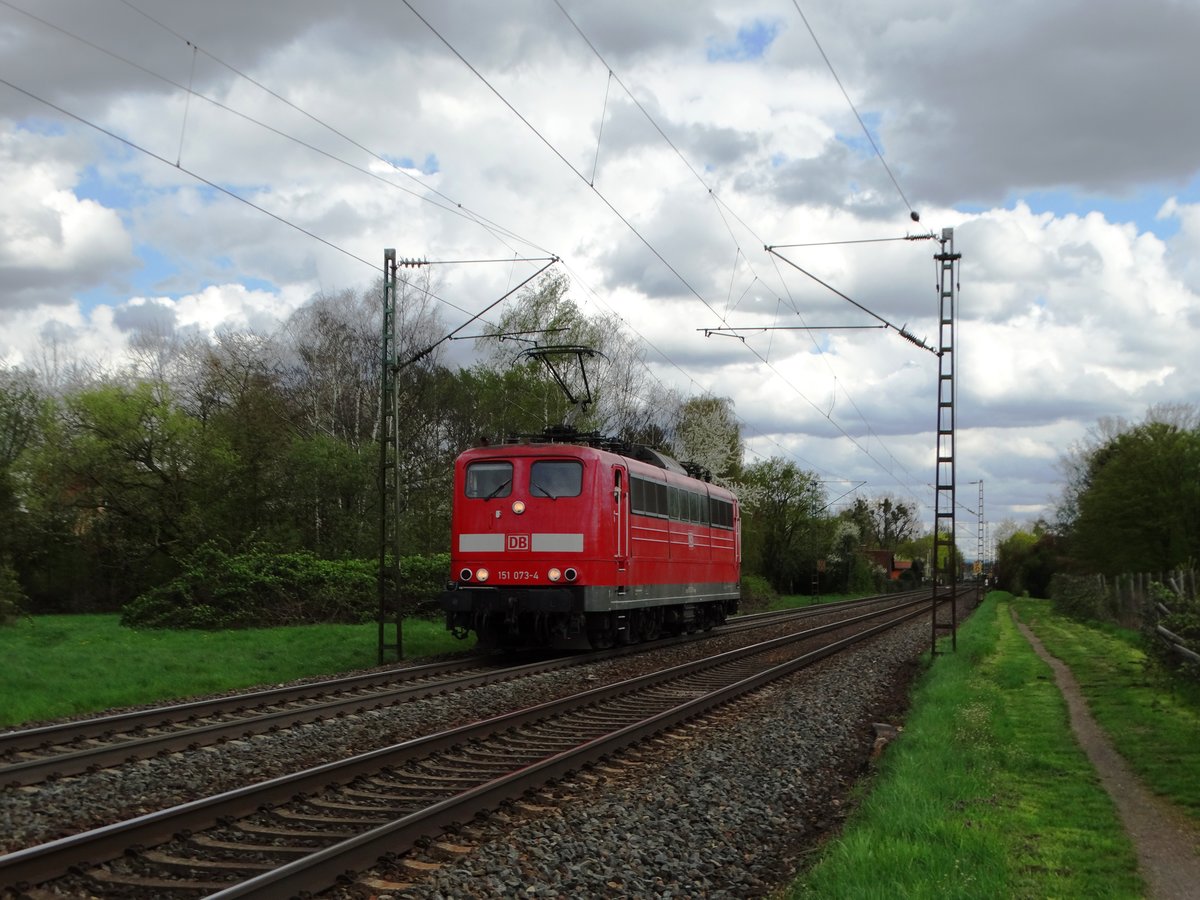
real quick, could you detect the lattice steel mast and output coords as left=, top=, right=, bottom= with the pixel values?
left=976, top=479, right=985, bottom=581
left=931, top=228, right=961, bottom=652
left=378, top=250, right=402, bottom=662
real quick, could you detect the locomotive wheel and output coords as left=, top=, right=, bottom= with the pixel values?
left=640, top=609, right=661, bottom=641
left=587, top=613, right=615, bottom=649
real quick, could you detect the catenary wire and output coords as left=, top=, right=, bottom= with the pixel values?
left=12, top=2, right=932, bottom=510
left=549, top=0, right=931, bottom=505
left=112, top=0, right=931, bottom=504
left=789, top=0, right=918, bottom=219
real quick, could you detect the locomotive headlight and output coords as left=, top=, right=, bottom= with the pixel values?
left=459, top=567, right=473, bottom=581
left=511, top=500, right=526, bottom=514
left=475, top=568, right=490, bottom=583
left=564, top=567, right=578, bottom=582
left=548, top=567, right=562, bottom=582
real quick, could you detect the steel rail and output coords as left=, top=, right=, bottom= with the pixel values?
left=0, top=656, right=573, bottom=787
left=213, top=602, right=935, bottom=897
left=0, top=592, right=921, bottom=787
left=0, top=593, right=943, bottom=891
left=0, top=656, right=493, bottom=750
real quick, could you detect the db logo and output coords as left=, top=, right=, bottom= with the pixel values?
left=506, top=534, right=530, bottom=551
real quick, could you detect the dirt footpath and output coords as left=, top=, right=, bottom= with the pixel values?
left=1014, top=617, right=1200, bottom=899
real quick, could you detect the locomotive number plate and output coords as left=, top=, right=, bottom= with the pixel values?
left=498, top=570, right=539, bottom=581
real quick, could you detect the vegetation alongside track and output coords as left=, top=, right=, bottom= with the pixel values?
left=0, top=593, right=869, bottom=728
left=10, top=590, right=1197, bottom=896
left=1012, top=596, right=1200, bottom=818
left=791, top=591, right=1163, bottom=899
left=0, top=615, right=471, bottom=727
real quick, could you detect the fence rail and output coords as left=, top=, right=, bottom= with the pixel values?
left=1050, top=569, right=1198, bottom=672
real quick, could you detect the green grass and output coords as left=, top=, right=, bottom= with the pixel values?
left=1013, top=598, right=1200, bottom=821
left=789, top=592, right=1143, bottom=899
left=0, top=615, right=474, bottom=727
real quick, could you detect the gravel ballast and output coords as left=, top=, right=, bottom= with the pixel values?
left=1, top=605, right=945, bottom=898
left=350, top=617, right=932, bottom=899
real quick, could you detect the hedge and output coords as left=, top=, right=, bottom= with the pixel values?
left=121, top=544, right=450, bottom=630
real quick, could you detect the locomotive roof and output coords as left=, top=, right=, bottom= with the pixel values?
left=473, top=426, right=704, bottom=480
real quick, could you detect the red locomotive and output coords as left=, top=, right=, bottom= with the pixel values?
left=442, top=432, right=741, bottom=649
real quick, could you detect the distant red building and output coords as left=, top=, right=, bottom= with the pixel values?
left=864, top=550, right=915, bottom=581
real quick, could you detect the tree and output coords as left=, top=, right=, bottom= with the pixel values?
left=477, top=272, right=665, bottom=441
left=29, top=380, right=203, bottom=607
left=478, top=272, right=597, bottom=429
left=282, top=287, right=383, bottom=447
left=1069, top=418, right=1200, bottom=575
left=187, top=330, right=294, bottom=547
left=672, top=395, right=743, bottom=484
left=994, top=523, right=1061, bottom=596
left=0, top=368, right=49, bottom=602
left=740, top=457, right=825, bottom=592
left=827, top=518, right=878, bottom=593
left=847, top=495, right=919, bottom=550
left=1055, top=415, right=1129, bottom=531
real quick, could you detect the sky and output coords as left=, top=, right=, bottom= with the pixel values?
left=3, top=0, right=1200, bottom=555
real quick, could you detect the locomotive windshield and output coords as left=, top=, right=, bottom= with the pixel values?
left=465, top=461, right=512, bottom=499
left=529, top=460, right=582, bottom=498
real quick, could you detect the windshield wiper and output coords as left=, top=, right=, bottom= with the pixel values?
left=530, top=479, right=556, bottom=500
left=484, top=479, right=511, bottom=500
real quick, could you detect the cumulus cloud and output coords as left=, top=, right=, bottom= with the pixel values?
left=0, top=129, right=137, bottom=309
left=0, top=0, right=1198, bottom=525
left=111, top=298, right=177, bottom=334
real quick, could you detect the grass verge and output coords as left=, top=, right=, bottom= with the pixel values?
left=1012, top=598, right=1200, bottom=821
left=0, top=615, right=474, bottom=727
left=788, top=591, right=1142, bottom=899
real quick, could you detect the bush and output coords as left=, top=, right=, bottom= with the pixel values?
left=1049, top=573, right=1108, bottom=620
left=0, top=558, right=27, bottom=626
left=739, top=574, right=778, bottom=611
left=1143, top=582, right=1200, bottom=677
left=121, top=543, right=451, bottom=630
left=398, top=553, right=453, bottom=612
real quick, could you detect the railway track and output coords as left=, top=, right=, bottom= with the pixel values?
left=0, top=592, right=920, bottom=789
left=0, top=591, right=951, bottom=897
left=0, top=655, right=526, bottom=788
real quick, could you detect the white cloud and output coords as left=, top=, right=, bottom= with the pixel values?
left=1, top=0, right=1199, bottom=528
left=0, top=129, right=136, bottom=308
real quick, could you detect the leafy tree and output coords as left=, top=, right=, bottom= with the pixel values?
left=476, top=271, right=665, bottom=440
left=0, top=558, right=26, bottom=624
left=1070, top=418, right=1200, bottom=575
left=827, top=518, right=878, bottom=593
left=279, top=433, right=376, bottom=557
left=895, top=531, right=963, bottom=585
left=1055, top=415, right=1128, bottom=531
left=0, top=367, right=45, bottom=469
left=0, top=368, right=47, bottom=567
left=847, top=495, right=919, bottom=550
left=30, top=380, right=203, bottom=607
left=994, top=523, right=1061, bottom=596
left=740, top=458, right=825, bottom=592
left=673, top=395, right=743, bottom=483
left=187, top=331, right=295, bottom=547
left=478, top=272, right=599, bottom=428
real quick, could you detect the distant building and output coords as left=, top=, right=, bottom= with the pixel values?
left=863, top=550, right=915, bottom=581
